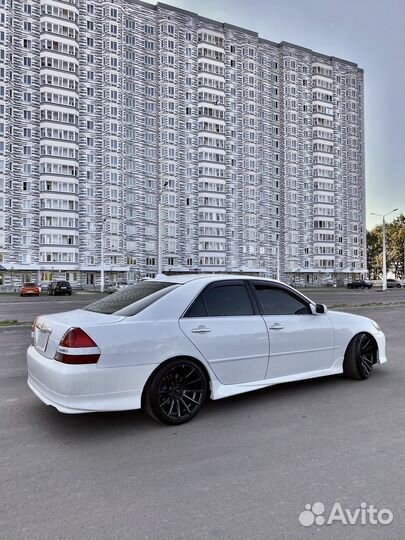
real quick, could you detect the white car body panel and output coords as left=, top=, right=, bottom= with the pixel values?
left=27, top=344, right=156, bottom=413
left=262, top=313, right=335, bottom=378
left=26, top=274, right=387, bottom=414
left=179, top=315, right=269, bottom=384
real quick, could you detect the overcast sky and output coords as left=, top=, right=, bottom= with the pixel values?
left=144, top=0, right=405, bottom=229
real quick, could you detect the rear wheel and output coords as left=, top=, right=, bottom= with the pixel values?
left=143, top=359, right=208, bottom=425
left=343, top=333, right=376, bottom=380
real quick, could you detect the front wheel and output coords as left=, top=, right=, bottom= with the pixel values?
left=143, top=359, right=208, bottom=425
left=343, top=333, right=376, bottom=380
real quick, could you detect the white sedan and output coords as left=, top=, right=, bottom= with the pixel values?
left=27, top=275, right=386, bottom=424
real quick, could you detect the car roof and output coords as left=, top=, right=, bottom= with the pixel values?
left=151, top=273, right=286, bottom=286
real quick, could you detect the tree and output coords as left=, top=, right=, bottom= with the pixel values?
left=367, top=214, right=405, bottom=279
left=366, top=227, right=382, bottom=279
left=387, top=214, right=405, bottom=278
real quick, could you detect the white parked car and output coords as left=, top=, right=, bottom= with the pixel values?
left=27, top=274, right=386, bottom=425
left=106, top=281, right=130, bottom=294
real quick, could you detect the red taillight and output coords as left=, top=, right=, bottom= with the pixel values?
left=55, top=328, right=100, bottom=365
left=60, top=327, right=97, bottom=348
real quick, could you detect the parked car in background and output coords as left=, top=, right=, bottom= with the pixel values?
left=47, top=281, right=72, bottom=296
left=106, top=281, right=129, bottom=294
left=386, top=279, right=402, bottom=288
left=347, top=279, right=373, bottom=289
left=20, top=283, right=40, bottom=297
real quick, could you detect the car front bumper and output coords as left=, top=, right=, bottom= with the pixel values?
left=27, top=345, right=157, bottom=414
left=373, top=330, right=387, bottom=364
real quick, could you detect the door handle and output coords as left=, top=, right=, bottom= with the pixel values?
left=269, top=323, right=284, bottom=330
left=191, top=326, right=211, bottom=333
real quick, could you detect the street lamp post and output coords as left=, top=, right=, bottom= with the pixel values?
left=370, top=208, right=398, bottom=291
left=276, top=236, right=280, bottom=281
left=157, top=181, right=168, bottom=275
left=402, top=238, right=405, bottom=286
left=100, top=217, right=106, bottom=293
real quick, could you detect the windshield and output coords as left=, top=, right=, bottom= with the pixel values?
left=84, top=281, right=179, bottom=315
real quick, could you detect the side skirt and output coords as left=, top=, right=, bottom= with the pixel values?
left=210, top=359, right=344, bottom=401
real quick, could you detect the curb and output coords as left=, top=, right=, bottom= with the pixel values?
left=0, top=324, right=31, bottom=332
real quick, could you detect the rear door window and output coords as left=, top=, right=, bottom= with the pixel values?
left=184, top=282, right=254, bottom=317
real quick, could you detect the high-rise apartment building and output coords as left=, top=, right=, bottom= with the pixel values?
left=0, top=0, right=366, bottom=288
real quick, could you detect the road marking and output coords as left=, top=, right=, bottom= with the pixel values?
left=0, top=300, right=90, bottom=306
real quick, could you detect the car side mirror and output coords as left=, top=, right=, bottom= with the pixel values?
left=311, top=303, right=327, bottom=315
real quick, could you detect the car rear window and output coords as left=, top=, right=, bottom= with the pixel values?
left=23, top=283, right=36, bottom=287
left=83, top=281, right=179, bottom=315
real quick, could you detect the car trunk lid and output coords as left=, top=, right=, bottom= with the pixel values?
left=33, top=309, right=125, bottom=359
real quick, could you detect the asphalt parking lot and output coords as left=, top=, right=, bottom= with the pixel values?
left=0, top=295, right=404, bottom=540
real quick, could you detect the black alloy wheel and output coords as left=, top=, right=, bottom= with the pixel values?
left=144, top=359, right=207, bottom=425
left=358, top=334, right=375, bottom=378
left=343, top=332, right=376, bottom=380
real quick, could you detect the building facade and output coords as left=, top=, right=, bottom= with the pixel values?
left=0, top=0, right=366, bottom=288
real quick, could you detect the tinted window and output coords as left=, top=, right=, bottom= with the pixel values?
left=84, top=281, right=178, bottom=315
left=204, top=284, right=253, bottom=317
left=23, top=283, right=36, bottom=287
left=184, top=294, right=207, bottom=318
left=254, top=285, right=311, bottom=315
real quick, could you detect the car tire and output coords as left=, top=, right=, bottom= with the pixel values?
left=397, top=284, right=401, bottom=288
left=143, top=358, right=208, bottom=425
left=343, top=333, right=376, bottom=380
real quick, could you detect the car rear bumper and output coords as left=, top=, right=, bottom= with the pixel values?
left=27, top=345, right=157, bottom=414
